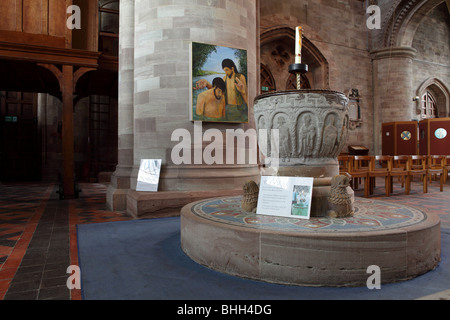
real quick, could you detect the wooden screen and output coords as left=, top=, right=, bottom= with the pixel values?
left=0, top=0, right=67, bottom=47
left=382, top=121, right=417, bottom=155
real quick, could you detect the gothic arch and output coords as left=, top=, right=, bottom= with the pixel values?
left=260, top=63, right=276, bottom=93
left=381, top=0, right=446, bottom=48
left=260, top=27, right=329, bottom=89
left=416, top=77, right=450, bottom=117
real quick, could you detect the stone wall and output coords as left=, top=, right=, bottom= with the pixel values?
left=371, top=1, right=450, bottom=152
left=411, top=2, right=450, bottom=118
left=107, top=0, right=135, bottom=210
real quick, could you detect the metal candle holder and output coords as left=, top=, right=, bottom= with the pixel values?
left=288, top=63, right=309, bottom=90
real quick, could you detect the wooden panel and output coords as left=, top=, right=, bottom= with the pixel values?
left=0, top=0, right=20, bottom=31
left=419, top=120, right=429, bottom=155
left=396, top=123, right=417, bottom=155
left=0, top=42, right=100, bottom=67
left=61, top=65, right=75, bottom=197
left=22, top=0, right=44, bottom=34
left=430, top=120, right=450, bottom=155
left=382, top=123, right=395, bottom=155
left=72, top=0, right=99, bottom=51
left=43, top=0, right=49, bottom=34
left=383, top=122, right=418, bottom=155
left=0, top=30, right=65, bottom=47
left=49, top=0, right=67, bottom=38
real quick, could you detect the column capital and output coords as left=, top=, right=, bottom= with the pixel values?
left=370, top=46, right=417, bottom=60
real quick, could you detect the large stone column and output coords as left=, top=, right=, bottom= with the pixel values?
left=107, top=0, right=135, bottom=211
left=371, top=47, right=417, bottom=154
left=108, top=1, right=260, bottom=217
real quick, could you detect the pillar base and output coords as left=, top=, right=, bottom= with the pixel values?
left=126, top=189, right=244, bottom=219
left=106, top=185, right=128, bottom=212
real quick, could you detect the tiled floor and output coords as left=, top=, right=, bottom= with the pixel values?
left=0, top=182, right=130, bottom=300
left=0, top=176, right=449, bottom=300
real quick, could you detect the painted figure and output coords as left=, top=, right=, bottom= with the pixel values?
left=195, top=77, right=226, bottom=121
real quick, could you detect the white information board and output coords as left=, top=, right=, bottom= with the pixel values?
left=256, top=176, right=314, bottom=219
left=136, top=159, right=162, bottom=192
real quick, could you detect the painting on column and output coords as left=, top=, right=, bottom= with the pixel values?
left=190, top=42, right=248, bottom=123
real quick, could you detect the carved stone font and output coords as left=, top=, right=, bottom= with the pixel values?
left=254, top=90, right=349, bottom=166
left=254, top=89, right=352, bottom=217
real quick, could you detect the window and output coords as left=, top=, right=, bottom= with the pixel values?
left=286, top=73, right=311, bottom=90
left=260, top=64, right=276, bottom=93
left=99, top=0, right=119, bottom=56
left=421, top=91, right=437, bottom=119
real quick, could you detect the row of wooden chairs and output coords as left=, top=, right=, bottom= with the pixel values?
left=338, top=155, right=450, bottom=198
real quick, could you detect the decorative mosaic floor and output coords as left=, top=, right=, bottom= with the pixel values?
left=191, top=196, right=427, bottom=233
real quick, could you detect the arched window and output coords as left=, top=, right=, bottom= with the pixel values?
left=421, top=91, right=437, bottom=119
left=260, top=64, right=276, bottom=93
left=286, top=73, right=311, bottom=90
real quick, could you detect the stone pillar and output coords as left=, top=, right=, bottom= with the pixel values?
left=371, top=47, right=417, bottom=154
left=107, top=0, right=135, bottom=211
left=109, top=0, right=260, bottom=217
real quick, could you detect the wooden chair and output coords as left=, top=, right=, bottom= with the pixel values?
left=368, top=155, right=391, bottom=196
left=390, top=155, right=410, bottom=195
left=444, top=155, right=450, bottom=183
left=427, top=155, right=444, bottom=192
left=338, top=155, right=353, bottom=188
left=408, top=155, right=428, bottom=194
left=337, top=155, right=351, bottom=176
left=353, top=155, right=372, bottom=171
left=348, top=155, right=371, bottom=198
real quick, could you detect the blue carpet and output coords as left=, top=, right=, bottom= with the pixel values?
left=77, top=217, right=450, bottom=300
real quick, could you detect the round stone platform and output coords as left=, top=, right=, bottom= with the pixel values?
left=180, top=196, right=441, bottom=287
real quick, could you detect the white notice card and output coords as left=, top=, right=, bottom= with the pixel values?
left=136, top=159, right=162, bottom=192
left=256, top=176, right=314, bottom=219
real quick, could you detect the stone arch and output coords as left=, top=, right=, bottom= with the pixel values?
left=381, top=0, right=445, bottom=48
left=416, top=77, right=450, bottom=117
left=260, top=27, right=329, bottom=90
left=260, top=63, right=276, bottom=93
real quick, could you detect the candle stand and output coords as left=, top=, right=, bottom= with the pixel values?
left=288, top=63, right=308, bottom=89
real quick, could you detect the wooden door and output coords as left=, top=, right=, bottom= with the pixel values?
left=0, top=91, right=41, bottom=181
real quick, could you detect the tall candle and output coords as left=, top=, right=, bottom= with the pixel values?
left=295, top=26, right=302, bottom=64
